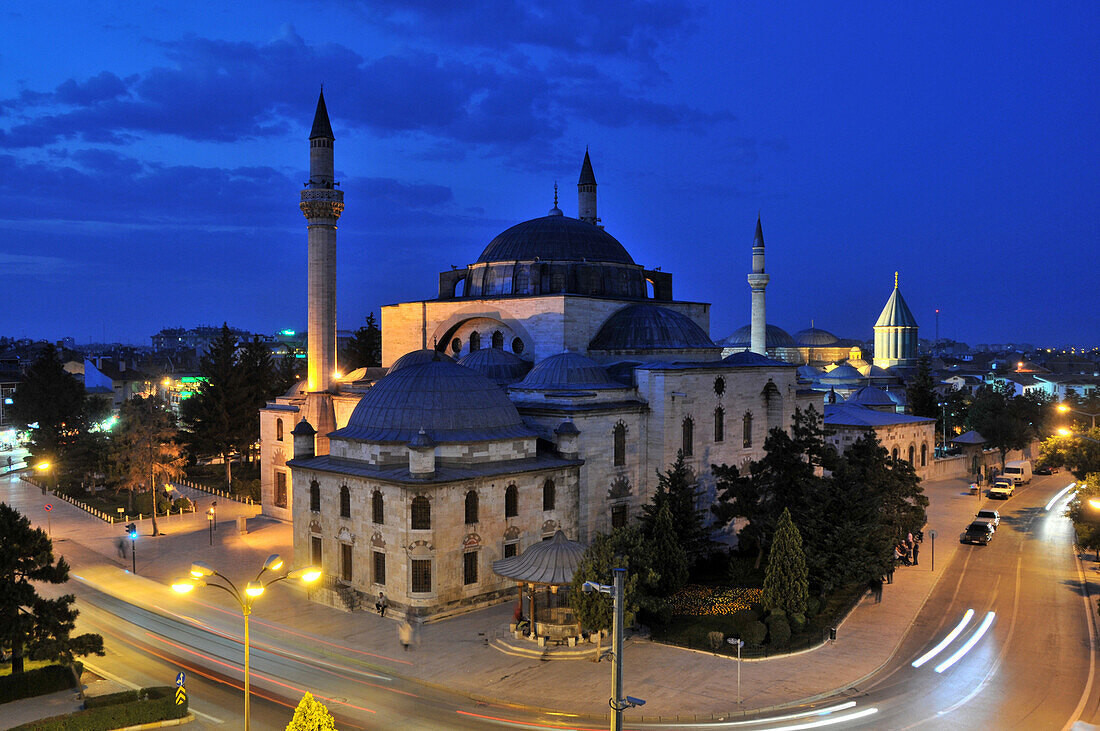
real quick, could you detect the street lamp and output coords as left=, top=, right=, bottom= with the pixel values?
left=1058, top=403, right=1099, bottom=430
left=35, top=461, right=52, bottom=494
left=206, top=508, right=214, bottom=545
left=171, top=555, right=320, bottom=730
left=582, top=568, right=645, bottom=731
left=726, top=636, right=744, bottom=704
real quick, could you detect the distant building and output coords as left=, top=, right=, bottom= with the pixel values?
left=151, top=326, right=253, bottom=355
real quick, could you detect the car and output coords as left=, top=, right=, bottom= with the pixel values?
left=960, top=521, right=995, bottom=545
left=989, top=478, right=1015, bottom=499
left=976, top=508, right=1000, bottom=528
left=1034, top=463, right=1053, bottom=475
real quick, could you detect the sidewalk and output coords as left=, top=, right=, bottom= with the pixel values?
left=0, top=688, right=83, bottom=730
left=1, top=471, right=990, bottom=719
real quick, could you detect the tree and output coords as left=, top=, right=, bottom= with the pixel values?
left=0, top=503, right=103, bottom=674
left=1067, top=474, right=1100, bottom=560
left=762, top=508, right=809, bottom=616
left=844, top=431, right=929, bottom=541
left=272, top=352, right=301, bottom=397
left=641, top=451, right=708, bottom=561
left=907, top=356, right=939, bottom=419
left=644, top=502, right=689, bottom=596
left=286, top=691, right=337, bottom=731
left=112, top=396, right=186, bottom=533
left=342, top=312, right=382, bottom=370
left=179, top=324, right=249, bottom=486
left=967, top=384, right=1033, bottom=468
left=1040, top=429, right=1100, bottom=481
left=239, top=336, right=278, bottom=462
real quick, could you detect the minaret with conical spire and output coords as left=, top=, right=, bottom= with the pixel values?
left=747, top=216, right=770, bottom=355
left=300, top=89, right=343, bottom=394
left=577, top=148, right=598, bottom=225
left=873, top=272, right=919, bottom=369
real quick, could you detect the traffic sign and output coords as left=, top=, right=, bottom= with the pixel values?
left=44, top=504, right=52, bottom=512
left=175, top=671, right=186, bottom=687
left=174, top=686, right=187, bottom=706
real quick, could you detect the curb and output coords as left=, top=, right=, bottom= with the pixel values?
left=110, top=713, right=194, bottom=731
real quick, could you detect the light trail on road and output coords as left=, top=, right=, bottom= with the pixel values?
left=910, top=609, right=974, bottom=668
left=1046, top=483, right=1077, bottom=511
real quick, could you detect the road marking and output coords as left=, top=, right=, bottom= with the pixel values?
left=640, top=701, right=858, bottom=727
left=934, top=611, right=996, bottom=673
left=1061, top=551, right=1097, bottom=731
left=1046, top=483, right=1076, bottom=511
left=911, top=609, right=974, bottom=668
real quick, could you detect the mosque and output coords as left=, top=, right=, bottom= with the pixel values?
left=257, top=93, right=918, bottom=619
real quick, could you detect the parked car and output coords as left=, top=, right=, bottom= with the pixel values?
left=976, top=508, right=1000, bottom=528
left=960, top=521, right=995, bottom=545
left=989, top=478, right=1015, bottom=499
left=1003, top=460, right=1033, bottom=484
left=1034, top=463, right=1053, bottom=475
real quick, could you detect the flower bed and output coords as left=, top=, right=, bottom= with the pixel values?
left=668, top=585, right=763, bottom=616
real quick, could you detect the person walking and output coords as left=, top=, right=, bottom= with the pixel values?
left=912, top=541, right=920, bottom=566
left=398, top=619, right=413, bottom=652
left=870, top=578, right=883, bottom=603
left=376, top=592, right=388, bottom=617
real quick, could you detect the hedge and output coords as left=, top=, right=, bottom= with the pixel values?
left=0, top=663, right=81, bottom=704
left=11, top=686, right=187, bottom=731
left=81, top=689, right=140, bottom=708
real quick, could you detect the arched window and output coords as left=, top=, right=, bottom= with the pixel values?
left=372, top=490, right=383, bottom=524
left=892, top=447, right=899, bottom=461
left=714, top=376, right=725, bottom=396
left=464, top=491, right=479, bottom=524
left=339, top=485, right=351, bottom=518
left=469, top=331, right=481, bottom=352
left=908, top=445, right=915, bottom=465
left=505, top=484, right=518, bottom=518
left=411, top=496, right=431, bottom=530
left=543, top=479, right=555, bottom=511
left=743, top=412, right=754, bottom=448
left=682, top=416, right=694, bottom=457
left=309, top=480, right=320, bottom=512
left=613, top=422, right=626, bottom=467
left=920, top=442, right=928, bottom=467
left=714, top=407, right=724, bottom=443
left=276, top=418, right=284, bottom=441
left=492, top=331, right=504, bottom=349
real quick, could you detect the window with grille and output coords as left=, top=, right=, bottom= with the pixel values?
left=743, top=412, right=753, bottom=448
left=411, top=559, right=432, bottom=593
left=465, top=491, right=479, bottom=524
left=339, top=485, right=351, bottom=518
left=542, top=479, right=555, bottom=511
left=411, top=496, right=431, bottom=530
left=611, top=505, right=627, bottom=528
left=714, top=407, right=724, bottom=443
left=503, top=542, right=518, bottom=558
left=613, top=423, right=626, bottom=466
left=341, top=543, right=352, bottom=582
left=311, top=536, right=322, bottom=567
left=372, top=490, right=383, bottom=524
left=373, top=551, right=385, bottom=585
left=492, top=331, right=504, bottom=349
left=469, top=331, right=481, bottom=351
left=682, top=417, right=694, bottom=457
left=309, top=480, right=320, bottom=512
left=276, top=418, right=284, bottom=441
left=463, top=551, right=478, bottom=585
left=921, top=443, right=928, bottom=467
left=274, top=472, right=287, bottom=508
left=505, top=484, right=518, bottom=518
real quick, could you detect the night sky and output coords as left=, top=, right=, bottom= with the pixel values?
left=2, top=2, right=1097, bottom=348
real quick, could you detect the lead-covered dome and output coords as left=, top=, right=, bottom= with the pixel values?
left=389, top=349, right=455, bottom=373
left=590, top=304, right=714, bottom=351
left=332, top=360, right=531, bottom=443
left=512, top=352, right=621, bottom=391
left=477, top=216, right=635, bottom=265
left=719, top=324, right=797, bottom=350
left=458, top=348, right=532, bottom=385
left=794, top=327, right=840, bottom=347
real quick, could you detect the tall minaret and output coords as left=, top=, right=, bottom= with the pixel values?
left=747, top=216, right=770, bottom=355
left=578, top=148, right=598, bottom=225
left=300, top=89, right=343, bottom=393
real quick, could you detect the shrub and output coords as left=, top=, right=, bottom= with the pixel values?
left=0, top=663, right=79, bottom=704
left=806, top=596, right=822, bottom=617
left=82, top=689, right=139, bottom=709
left=767, top=615, right=792, bottom=646
left=12, top=686, right=186, bottom=731
left=707, top=631, right=725, bottom=651
left=789, top=613, right=807, bottom=634
left=171, top=496, right=193, bottom=512
left=741, top=620, right=767, bottom=646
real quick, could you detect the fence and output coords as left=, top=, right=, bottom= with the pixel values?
left=173, top=478, right=255, bottom=505
left=22, top=476, right=198, bottom=524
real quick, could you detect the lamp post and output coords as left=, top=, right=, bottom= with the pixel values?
left=172, top=556, right=321, bottom=730
left=929, top=529, right=937, bottom=571
left=582, top=568, right=644, bottom=731
left=125, top=523, right=137, bottom=574
left=1058, top=403, right=1099, bottom=430
left=211, top=500, right=218, bottom=531
left=206, top=508, right=214, bottom=546
left=35, top=461, right=52, bottom=495
left=726, top=636, right=744, bottom=704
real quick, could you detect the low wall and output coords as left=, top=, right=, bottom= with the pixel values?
left=923, top=442, right=1038, bottom=483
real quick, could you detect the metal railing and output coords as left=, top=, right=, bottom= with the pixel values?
left=173, top=478, right=255, bottom=505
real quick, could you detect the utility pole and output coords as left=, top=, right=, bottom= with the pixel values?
left=583, top=568, right=644, bottom=731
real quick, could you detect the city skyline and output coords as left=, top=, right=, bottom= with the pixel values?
left=1, top=1, right=1097, bottom=346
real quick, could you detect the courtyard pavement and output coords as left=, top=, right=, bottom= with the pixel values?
left=0, top=471, right=996, bottom=719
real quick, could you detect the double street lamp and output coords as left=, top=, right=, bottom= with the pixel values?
left=581, top=568, right=645, bottom=731
left=172, top=555, right=321, bottom=730
left=1058, top=403, right=1099, bottom=430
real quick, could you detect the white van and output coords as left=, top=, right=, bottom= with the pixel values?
left=1003, top=460, right=1033, bottom=485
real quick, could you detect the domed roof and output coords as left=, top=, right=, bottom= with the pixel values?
left=819, top=364, right=864, bottom=384
left=458, top=348, right=532, bottom=385
left=476, top=215, right=635, bottom=266
left=845, top=385, right=894, bottom=406
left=797, top=364, right=823, bottom=381
left=389, top=349, right=455, bottom=373
left=794, top=327, right=840, bottom=347
left=719, top=324, right=798, bottom=349
left=512, top=352, right=621, bottom=391
left=590, top=304, right=714, bottom=351
left=333, top=360, right=531, bottom=444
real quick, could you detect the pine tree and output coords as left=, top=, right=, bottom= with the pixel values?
left=239, top=336, right=278, bottom=461
left=112, top=396, right=186, bottom=533
left=342, top=312, right=382, bottom=370
left=645, top=502, right=689, bottom=596
left=762, top=508, right=809, bottom=616
left=906, top=356, right=939, bottom=419
left=285, top=691, right=337, bottom=731
left=0, top=504, right=103, bottom=674
left=641, top=451, right=708, bottom=561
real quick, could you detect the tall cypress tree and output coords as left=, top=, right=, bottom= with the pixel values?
left=645, top=501, right=689, bottom=596
left=641, top=451, right=708, bottom=561
left=762, top=508, right=809, bottom=616
left=907, top=356, right=939, bottom=419
left=342, top=312, right=382, bottom=370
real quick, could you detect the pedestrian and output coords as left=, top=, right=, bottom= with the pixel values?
left=870, top=578, right=883, bottom=603
left=886, top=566, right=894, bottom=584
left=376, top=592, right=388, bottom=617
left=907, top=531, right=914, bottom=546
left=912, top=541, right=920, bottom=566
left=116, top=538, right=126, bottom=558
left=398, top=620, right=413, bottom=652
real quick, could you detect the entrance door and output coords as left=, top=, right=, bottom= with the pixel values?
left=341, top=543, right=353, bottom=583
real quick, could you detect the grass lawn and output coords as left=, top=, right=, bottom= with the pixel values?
left=0, top=658, right=53, bottom=677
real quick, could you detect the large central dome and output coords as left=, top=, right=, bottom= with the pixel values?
left=477, top=215, right=635, bottom=266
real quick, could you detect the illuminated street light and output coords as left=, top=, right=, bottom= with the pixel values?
left=1057, top=403, right=1099, bottom=430
left=171, top=555, right=321, bottom=730
left=35, top=461, right=51, bottom=471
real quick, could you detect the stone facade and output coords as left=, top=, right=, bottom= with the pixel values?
left=824, top=408, right=936, bottom=478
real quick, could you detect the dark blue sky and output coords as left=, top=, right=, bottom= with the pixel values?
left=2, top=2, right=1097, bottom=347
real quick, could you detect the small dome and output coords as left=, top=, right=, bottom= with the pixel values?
left=283, top=379, right=308, bottom=398
left=477, top=215, right=635, bottom=265
left=590, top=304, right=714, bottom=351
left=797, top=365, right=823, bottom=381
left=794, top=327, right=840, bottom=347
left=818, top=364, right=864, bottom=385
left=845, top=385, right=894, bottom=406
left=512, top=352, right=621, bottom=391
left=334, top=360, right=530, bottom=444
left=389, top=349, right=455, bottom=373
left=458, top=348, right=532, bottom=385
left=722, top=351, right=790, bottom=367
left=719, top=324, right=798, bottom=350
